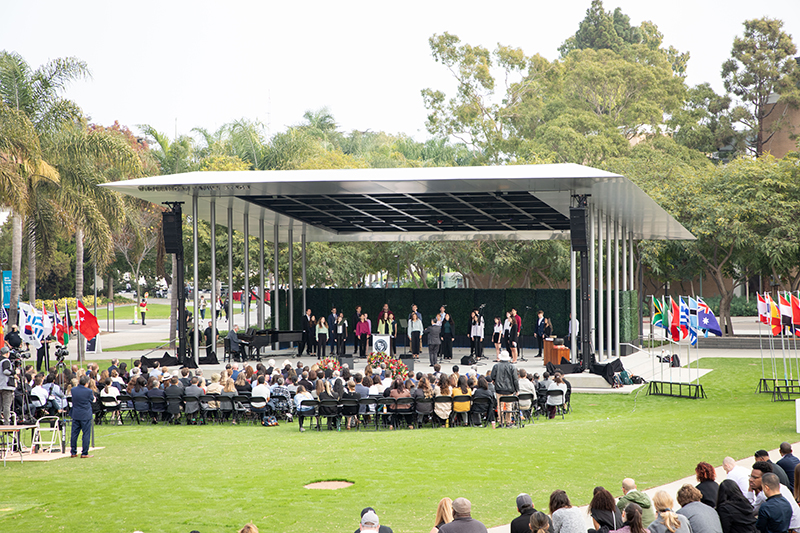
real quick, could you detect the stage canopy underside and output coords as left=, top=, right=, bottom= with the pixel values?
left=102, top=163, right=694, bottom=243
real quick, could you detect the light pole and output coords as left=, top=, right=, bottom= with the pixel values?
left=394, top=255, right=400, bottom=288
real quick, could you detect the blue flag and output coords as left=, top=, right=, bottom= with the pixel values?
left=688, top=297, right=699, bottom=346
left=697, top=297, right=723, bottom=337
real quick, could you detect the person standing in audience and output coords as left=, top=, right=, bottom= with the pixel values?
left=716, top=479, right=757, bottom=533
left=618, top=479, right=657, bottom=528
left=491, top=350, right=519, bottom=426
left=588, top=487, right=624, bottom=533
left=696, top=462, right=720, bottom=508
left=648, top=491, right=692, bottom=533
left=756, top=473, right=791, bottom=533
left=550, top=490, right=585, bottom=533
left=431, top=497, right=453, bottom=533
left=70, top=375, right=95, bottom=458
left=677, top=485, right=723, bottom=533
left=438, top=498, right=487, bottom=533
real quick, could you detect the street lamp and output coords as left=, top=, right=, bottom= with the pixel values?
left=394, top=255, right=400, bottom=289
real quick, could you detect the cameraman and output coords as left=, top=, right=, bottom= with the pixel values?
left=0, top=347, right=15, bottom=424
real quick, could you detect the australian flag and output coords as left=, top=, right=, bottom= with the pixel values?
left=697, top=297, right=723, bottom=337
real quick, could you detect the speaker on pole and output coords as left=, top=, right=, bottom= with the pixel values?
left=569, top=207, right=588, bottom=253
left=163, top=211, right=183, bottom=254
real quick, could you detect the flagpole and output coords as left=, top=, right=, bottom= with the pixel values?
left=650, top=296, right=655, bottom=383
left=780, top=319, right=789, bottom=382
left=758, top=313, right=765, bottom=382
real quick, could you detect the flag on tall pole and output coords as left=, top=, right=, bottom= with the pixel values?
left=682, top=297, right=696, bottom=346
left=19, top=302, right=45, bottom=349
left=670, top=297, right=687, bottom=342
left=653, top=297, right=666, bottom=330
left=791, top=293, right=800, bottom=337
left=41, top=302, right=52, bottom=340
left=75, top=299, right=99, bottom=341
left=54, top=303, right=69, bottom=345
left=697, top=297, right=723, bottom=337
left=757, top=293, right=769, bottom=325
left=768, top=294, right=782, bottom=336
left=779, top=293, right=793, bottom=328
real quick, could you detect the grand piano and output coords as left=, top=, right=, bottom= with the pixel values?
left=238, top=328, right=304, bottom=359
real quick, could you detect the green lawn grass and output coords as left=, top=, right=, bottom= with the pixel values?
left=105, top=341, right=171, bottom=352
left=91, top=303, right=243, bottom=321
left=1, top=358, right=794, bottom=533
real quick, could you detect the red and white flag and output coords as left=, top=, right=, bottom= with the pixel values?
left=76, top=300, right=99, bottom=341
left=757, top=293, right=769, bottom=325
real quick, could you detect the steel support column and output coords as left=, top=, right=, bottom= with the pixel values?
left=606, top=214, right=612, bottom=358
left=243, top=210, right=249, bottom=330
left=273, top=217, right=280, bottom=337
left=258, top=216, right=265, bottom=329
left=192, top=194, right=200, bottom=366
left=614, top=221, right=621, bottom=359
left=622, top=225, right=628, bottom=292
left=210, top=199, right=217, bottom=356
left=288, top=221, right=294, bottom=331
left=301, top=224, right=307, bottom=314
left=570, top=247, right=577, bottom=361
left=589, top=205, right=596, bottom=358
left=597, top=212, right=604, bottom=360
left=227, top=206, right=233, bottom=327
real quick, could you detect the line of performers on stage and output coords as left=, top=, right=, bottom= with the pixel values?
left=297, top=304, right=554, bottom=366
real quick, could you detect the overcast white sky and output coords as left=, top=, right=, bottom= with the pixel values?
left=2, top=1, right=799, bottom=142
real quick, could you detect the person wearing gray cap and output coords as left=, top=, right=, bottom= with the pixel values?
left=511, top=494, right=553, bottom=533
left=354, top=507, right=393, bottom=533
left=0, top=346, right=16, bottom=424
left=438, top=497, right=488, bottom=533
left=360, top=511, right=380, bottom=532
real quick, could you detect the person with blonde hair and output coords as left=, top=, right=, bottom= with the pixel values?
left=239, top=523, right=258, bottom=533
left=648, top=491, right=691, bottom=533
left=430, top=497, right=453, bottom=533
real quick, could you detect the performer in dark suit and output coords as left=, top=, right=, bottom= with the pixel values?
left=327, top=307, right=338, bottom=356
left=351, top=306, right=362, bottom=355
left=299, top=309, right=312, bottom=355
left=535, top=310, right=545, bottom=358
left=70, top=376, right=95, bottom=458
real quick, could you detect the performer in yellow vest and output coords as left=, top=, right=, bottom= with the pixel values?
left=140, top=293, right=148, bottom=325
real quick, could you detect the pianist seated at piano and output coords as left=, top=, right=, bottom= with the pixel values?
left=226, top=325, right=246, bottom=361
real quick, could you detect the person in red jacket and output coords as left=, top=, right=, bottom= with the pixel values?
left=355, top=314, right=371, bottom=358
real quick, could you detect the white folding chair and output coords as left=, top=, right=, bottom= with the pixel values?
left=31, top=416, right=62, bottom=454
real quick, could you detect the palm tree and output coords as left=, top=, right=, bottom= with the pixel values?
left=0, top=51, right=89, bottom=308
left=49, top=123, right=142, bottom=361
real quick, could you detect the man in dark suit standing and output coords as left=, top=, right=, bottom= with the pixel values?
left=327, top=307, right=338, bottom=356
left=70, top=375, right=95, bottom=458
left=351, top=306, right=362, bottom=355
left=535, top=310, right=545, bottom=358
left=299, top=309, right=312, bottom=356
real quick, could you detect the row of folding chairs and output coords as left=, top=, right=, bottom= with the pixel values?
left=110, top=394, right=283, bottom=425
left=297, top=393, right=538, bottom=431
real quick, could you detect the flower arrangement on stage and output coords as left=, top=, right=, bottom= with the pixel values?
left=318, top=357, right=343, bottom=372
left=367, top=351, right=410, bottom=380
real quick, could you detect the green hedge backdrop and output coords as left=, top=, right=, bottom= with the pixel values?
left=269, top=288, right=639, bottom=348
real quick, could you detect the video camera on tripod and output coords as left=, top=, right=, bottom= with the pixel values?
left=8, top=347, right=31, bottom=364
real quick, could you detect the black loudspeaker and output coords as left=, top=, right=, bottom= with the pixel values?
left=569, top=207, right=588, bottom=252
left=163, top=211, right=182, bottom=254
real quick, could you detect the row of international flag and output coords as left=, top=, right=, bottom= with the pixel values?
left=0, top=300, right=99, bottom=350
left=756, top=292, right=800, bottom=337
left=652, top=296, right=723, bottom=345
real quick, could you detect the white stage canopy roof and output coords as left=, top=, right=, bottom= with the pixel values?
left=102, top=163, right=694, bottom=242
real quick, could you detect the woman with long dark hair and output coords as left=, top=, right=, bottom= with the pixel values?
left=716, top=479, right=757, bottom=533
left=588, top=486, right=623, bottom=533
left=611, top=503, right=649, bottom=533
left=408, top=312, right=423, bottom=360
left=550, top=490, right=585, bottom=533
left=440, top=313, right=455, bottom=360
